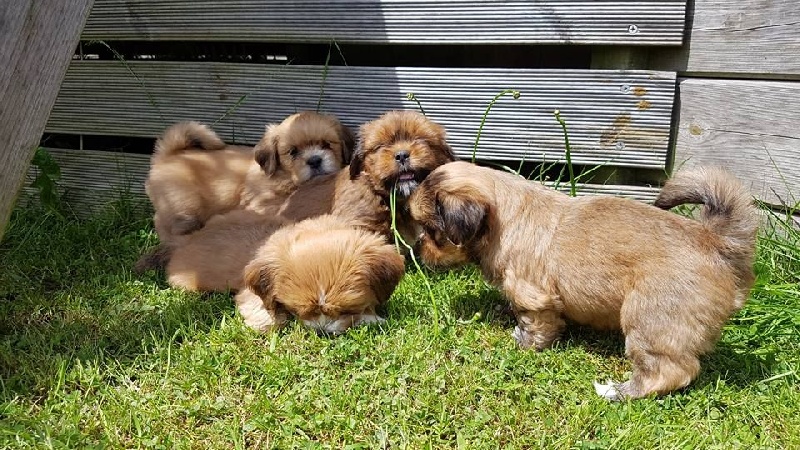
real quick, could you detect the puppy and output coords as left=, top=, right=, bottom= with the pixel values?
left=237, top=215, right=406, bottom=335
left=348, top=110, right=457, bottom=243
left=408, top=161, right=758, bottom=400
left=138, top=112, right=353, bottom=271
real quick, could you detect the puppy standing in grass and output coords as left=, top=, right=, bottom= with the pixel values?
left=137, top=111, right=353, bottom=271
left=236, top=110, right=457, bottom=334
left=408, top=161, right=757, bottom=400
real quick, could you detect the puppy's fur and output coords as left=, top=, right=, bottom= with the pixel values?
left=348, top=110, right=457, bottom=243
left=162, top=169, right=345, bottom=293
left=409, top=161, right=757, bottom=400
left=165, top=210, right=289, bottom=292
left=238, top=215, right=405, bottom=335
left=138, top=112, right=353, bottom=271
left=232, top=111, right=454, bottom=334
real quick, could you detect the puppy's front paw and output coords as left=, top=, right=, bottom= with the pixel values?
left=593, top=380, right=624, bottom=401
left=512, top=325, right=537, bottom=350
left=354, top=314, right=386, bottom=327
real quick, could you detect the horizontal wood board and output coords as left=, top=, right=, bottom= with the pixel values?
left=21, top=149, right=661, bottom=214
left=650, top=0, right=800, bottom=77
left=674, top=77, right=800, bottom=207
left=82, top=0, right=688, bottom=45
left=47, top=61, right=676, bottom=169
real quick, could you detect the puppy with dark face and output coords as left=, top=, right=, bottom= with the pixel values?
left=138, top=112, right=353, bottom=272
left=409, top=161, right=758, bottom=400
left=348, top=110, right=457, bottom=243
left=237, top=215, right=406, bottom=335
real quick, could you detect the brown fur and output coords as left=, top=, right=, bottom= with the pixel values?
left=138, top=112, right=353, bottom=272
left=348, top=110, right=457, bottom=244
left=238, top=215, right=406, bottom=334
left=162, top=170, right=343, bottom=293
left=165, top=210, right=290, bottom=292
left=408, top=161, right=758, bottom=399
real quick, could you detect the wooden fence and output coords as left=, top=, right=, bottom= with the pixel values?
left=18, top=0, right=800, bottom=213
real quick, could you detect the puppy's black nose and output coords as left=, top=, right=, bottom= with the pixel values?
left=307, top=155, right=323, bottom=169
left=395, top=150, right=410, bottom=164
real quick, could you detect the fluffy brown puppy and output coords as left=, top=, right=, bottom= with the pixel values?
left=138, top=112, right=353, bottom=271
left=348, top=110, right=457, bottom=244
left=237, top=215, right=406, bottom=335
left=408, top=161, right=758, bottom=400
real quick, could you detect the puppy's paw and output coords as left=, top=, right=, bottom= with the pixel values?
left=512, top=325, right=537, bottom=350
left=235, top=289, right=286, bottom=333
left=512, top=325, right=555, bottom=351
left=593, top=380, right=624, bottom=401
left=354, top=314, right=386, bottom=327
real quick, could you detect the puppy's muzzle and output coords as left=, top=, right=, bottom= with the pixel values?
left=307, top=155, right=323, bottom=169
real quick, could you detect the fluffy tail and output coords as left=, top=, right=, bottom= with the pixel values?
left=133, top=244, right=172, bottom=274
left=153, top=121, right=226, bottom=158
left=655, top=167, right=758, bottom=271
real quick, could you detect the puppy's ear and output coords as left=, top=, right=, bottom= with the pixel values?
left=364, top=247, right=406, bottom=304
left=428, top=122, right=457, bottom=162
left=350, top=121, right=374, bottom=179
left=339, top=124, right=356, bottom=165
left=243, top=257, right=278, bottom=311
left=254, top=124, right=280, bottom=176
left=349, top=140, right=366, bottom=180
left=436, top=192, right=487, bottom=246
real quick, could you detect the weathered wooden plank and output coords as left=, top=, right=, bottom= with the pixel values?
left=82, top=0, right=688, bottom=45
left=24, top=149, right=660, bottom=213
left=674, top=78, right=800, bottom=207
left=650, top=0, right=800, bottom=77
left=47, top=61, right=675, bottom=169
left=0, top=0, right=94, bottom=240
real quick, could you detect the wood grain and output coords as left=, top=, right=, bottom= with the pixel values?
left=673, top=77, right=800, bottom=207
left=47, top=62, right=676, bottom=169
left=82, top=0, right=688, bottom=45
left=0, top=0, right=94, bottom=240
left=650, top=0, right=800, bottom=77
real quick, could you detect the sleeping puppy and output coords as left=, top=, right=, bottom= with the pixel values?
left=408, top=161, right=758, bottom=400
left=137, top=112, right=353, bottom=271
left=237, top=215, right=405, bottom=335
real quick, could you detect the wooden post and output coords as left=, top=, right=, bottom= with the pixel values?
left=0, top=0, right=94, bottom=240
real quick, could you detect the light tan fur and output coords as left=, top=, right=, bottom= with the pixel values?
left=239, top=215, right=406, bottom=335
left=165, top=210, right=290, bottom=292
left=409, top=161, right=758, bottom=400
left=138, top=112, right=353, bottom=272
left=162, top=170, right=344, bottom=293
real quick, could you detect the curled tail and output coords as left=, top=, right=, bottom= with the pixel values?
left=154, top=121, right=226, bottom=158
left=655, top=167, right=758, bottom=295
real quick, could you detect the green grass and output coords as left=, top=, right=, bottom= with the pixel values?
left=1, top=197, right=799, bottom=449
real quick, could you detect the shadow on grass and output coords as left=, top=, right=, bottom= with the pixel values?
left=0, top=201, right=239, bottom=397
left=445, top=279, right=776, bottom=392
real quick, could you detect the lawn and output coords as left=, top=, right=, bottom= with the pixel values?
left=0, top=196, right=798, bottom=449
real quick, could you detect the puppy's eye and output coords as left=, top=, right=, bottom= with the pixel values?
left=289, top=147, right=299, bottom=158
left=321, top=140, right=332, bottom=150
